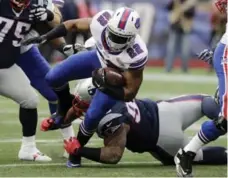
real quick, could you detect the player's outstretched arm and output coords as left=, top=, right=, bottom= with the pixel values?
left=122, top=68, right=143, bottom=101
left=64, top=124, right=129, bottom=164
left=22, top=18, right=92, bottom=45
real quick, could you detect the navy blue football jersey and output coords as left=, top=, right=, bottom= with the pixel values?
left=0, top=0, right=51, bottom=68
left=97, top=98, right=159, bottom=153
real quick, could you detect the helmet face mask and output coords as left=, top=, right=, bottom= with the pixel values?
left=105, top=26, right=135, bottom=52
left=11, top=0, right=30, bottom=12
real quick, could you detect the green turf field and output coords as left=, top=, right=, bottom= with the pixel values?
left=0, top=67, right=226, bottom=177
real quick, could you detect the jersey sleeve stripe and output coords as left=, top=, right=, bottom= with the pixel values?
left=129, top=56, right=148, bottom=69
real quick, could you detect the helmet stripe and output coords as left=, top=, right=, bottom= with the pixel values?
left=118, top=8, right=132, bottom=30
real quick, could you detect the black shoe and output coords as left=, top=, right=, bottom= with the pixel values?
left=66, top=154, right=81, bottom=168
left=174, top=148, right=196, bottom=177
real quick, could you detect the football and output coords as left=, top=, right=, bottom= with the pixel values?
left=104, top=67, right=125, bottom=87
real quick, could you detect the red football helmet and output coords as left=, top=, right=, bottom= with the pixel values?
left=10, top=0, right=30, bottom=11
left=215, top=0, right=228, bottom=13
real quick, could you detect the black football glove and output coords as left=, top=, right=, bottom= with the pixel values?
left=22, top=35, right=47, bottom=45
left=29, top=4, right=54, bottom=22
left=197, top=49, right=214, bottom=65
left=92, top=68, right=125, bottom=100
left=92, top=68, right=106, bottom=91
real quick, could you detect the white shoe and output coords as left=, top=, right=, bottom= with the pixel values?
left=63, top=150, right=69, bottom=159
left=18, top=148, right=52, bottom=162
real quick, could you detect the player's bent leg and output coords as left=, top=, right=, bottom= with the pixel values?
left=155, top=101, right=185, bottom=157
left=18, top=46, right=58, bottom=114
left=0, top=64, right=51, bottom=162
left=201, top=95, right=220, bottom=120
left=44, top=50, right=101, bottom=131
left=164, top=94, right=205, bottom=130
left=45, top=50, right=100, bottom=88
left=68, top=90, right=117, bottom=167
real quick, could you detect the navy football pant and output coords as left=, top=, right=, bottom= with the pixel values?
left=18, top=46, right=57, bottom=114
left=45, top=50, right=117, bottom=132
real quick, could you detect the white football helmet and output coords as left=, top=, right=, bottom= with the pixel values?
left=72, top=78, right=96, bottom=112
left=106, top=7, right=141, bottom=52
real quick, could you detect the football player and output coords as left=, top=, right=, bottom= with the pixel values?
left=174, top=0, right=228, bottom=177
left=63, top=78, right=227, bottom=166
left=18, top=2, right=78, bottom=146
left=0, top=0, right=60, bottom=161
left=23, top=7, right=148, bottom=167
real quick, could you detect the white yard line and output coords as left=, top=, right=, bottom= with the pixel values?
left=0, top=161, right=160, bottom=168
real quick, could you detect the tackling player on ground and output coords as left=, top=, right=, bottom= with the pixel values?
left=174, top=0, right=228, bottom=177
left=63, top=78, right=227, bottom=166
left=23, top=7, right=148, bottom=167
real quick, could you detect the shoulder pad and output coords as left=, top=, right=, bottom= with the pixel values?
left=97, top=113, right=124, bottom=138
left=90, top=10, right=113, bottom=39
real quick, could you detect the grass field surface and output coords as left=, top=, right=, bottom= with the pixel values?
left=0, top=67, right=226, bottom=177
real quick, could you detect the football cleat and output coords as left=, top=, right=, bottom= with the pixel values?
left=40, top=113, right=70, bottom=131
left=66, top=160, right=81, bottom=168
left=66, top=155, right=81, bottom=168
left=174, top=149, right=196, bottom=177
left=18, top=148, right=52, bottom=162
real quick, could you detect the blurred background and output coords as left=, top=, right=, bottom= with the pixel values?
left=40, top=0, right=225, bottom=73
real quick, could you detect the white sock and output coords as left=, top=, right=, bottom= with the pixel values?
left=184, top=134, right=205, bottom=153
left=21, top=136, right=36, bottom=150
left=193, top=149, right=203, bottom=162
left=61, top=125, right=75, bottom=140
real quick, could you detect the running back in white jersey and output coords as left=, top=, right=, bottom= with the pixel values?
left=90, top=10, right=148, bottom=70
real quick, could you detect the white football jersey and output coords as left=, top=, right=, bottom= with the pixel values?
left=90, top=10, right=148, bottom=70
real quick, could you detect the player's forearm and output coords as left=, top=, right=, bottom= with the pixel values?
left=76, top=146, right=123, bottom=164
left=122, top=69, right=143, bottom=101
left=42, top=18, right=91, bottom=42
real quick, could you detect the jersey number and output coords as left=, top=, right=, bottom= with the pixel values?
left=97, top=12, right=111, bottom=26
left=126, top=101, right=141, bottom=123
left=127, top=44, right=143, bottom=58
left=0, top=17, right=31, bottom=47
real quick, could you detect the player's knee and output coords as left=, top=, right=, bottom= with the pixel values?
left=201, top=96, right=220, bottom=119
left=20, top=94, right=39, bottom=109
left=45, top=69, right=63, bottom=88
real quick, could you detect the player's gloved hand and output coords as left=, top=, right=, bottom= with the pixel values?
left=29, top=4, right=54, bottom=22
left=64, top=137, right=81, bottom=155
left=92, top=68, right=106, bottom=91
left=22, top=35, right=47, bottom=45
left=197, top=49, right=214, bottom=65
left=63, top=43, right=87, bottom=56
